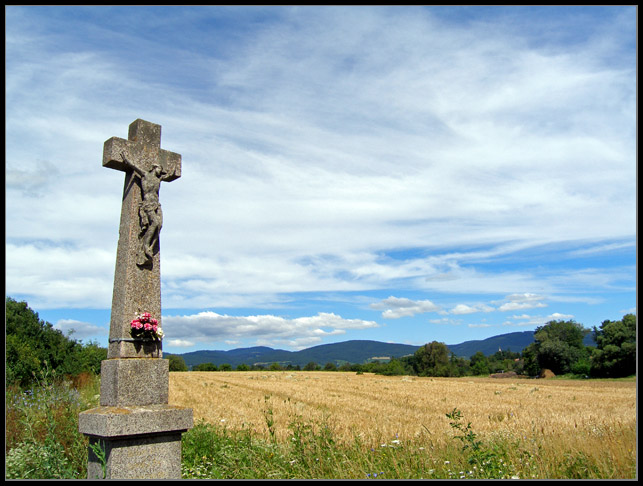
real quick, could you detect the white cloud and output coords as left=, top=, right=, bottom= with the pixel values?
left=371, top=296, right=441, bottom=319
left=429, top=317, right=462, bottom=326
left=450, top=303, right=495, bottom=315
left=503, top=312, right=575, bottom=328
left=4, top=7, right=635, bottom=350
left=166, top=339, right=196, bottom=348
left=497, top=293, right=548, bottom=312
left=54, top=319, right=108, bottom=341
left=547, top=312, right=575, bottom=321
left=162, top=311, right=379, bottom=349
left=5, top=243, right=114, bottom=309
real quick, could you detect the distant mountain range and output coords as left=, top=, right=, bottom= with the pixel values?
left=169, top=331, right=596, bottom=369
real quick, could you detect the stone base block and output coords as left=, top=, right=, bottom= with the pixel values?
left=86, top=432, right=183, bottom=479
left=100, top=358, right=168, bottom=406
left=79, top=404, right=193, bottom=437
left=79, top=404, right=193, bottom=479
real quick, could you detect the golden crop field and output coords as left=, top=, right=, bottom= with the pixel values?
left=169, top=371, right=636, bottom=463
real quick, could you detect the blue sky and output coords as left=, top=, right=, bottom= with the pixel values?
left=6, top=6, right=636, bottom=354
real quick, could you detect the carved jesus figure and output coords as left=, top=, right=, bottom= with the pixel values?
left=121, top=151, right=175, bottom=267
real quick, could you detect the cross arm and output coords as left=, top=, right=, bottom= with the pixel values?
left=103, top=137, right=131, bottom=172
left=103, top=136, right=181, bottom=181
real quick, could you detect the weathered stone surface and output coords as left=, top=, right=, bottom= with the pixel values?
left=79, top=404, right=193, bottom=438
left=81, top=405, right=193, bottom=478
left=86, top=433, right=184, bottom=479
left=103, top=119, right=181, bottom=359
left=99, top=358, right=169, bottom=407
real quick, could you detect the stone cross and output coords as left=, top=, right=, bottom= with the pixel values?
left=102, top=119, right=181, bottom=359
left=79, top=119, right=192, bottom=479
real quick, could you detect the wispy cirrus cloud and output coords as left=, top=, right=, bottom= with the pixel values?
left=5, top=6, right=635, bottom=352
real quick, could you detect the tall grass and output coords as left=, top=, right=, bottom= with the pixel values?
left=174, top=371, right=636, bottom=479
left=5, top=366, right=100, bottom=479
left=5, top=369, right=635, bottom=479
left=181, top=406, right=636, bottom=479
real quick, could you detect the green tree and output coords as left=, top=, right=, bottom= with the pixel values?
left=167, top=354, right=188, bottom=371
left=488, top=349, right=521, bottom=373
left=236, top=363, right=250, bottom=371
left=470, top=351, right=490, bottom=376
left=5, top=333, right=41, bottom=386
left=77, top=341, right=108, bottom=375
left=303, top=361, right=319, bottom=371
left=591, top=314, right=636, bottom=377
left=379, top=358, right=408, bottom=376
left=6, top=297, right=88, bottom=386
left=523, top=319, right=590, bottom=376
left=193, top=362, right=218, bottom=371
left=413, top=341, right=452, bottom=377
left=521, top=343, right=540, bottom=377
left=536, top=319, right=588, bottom=348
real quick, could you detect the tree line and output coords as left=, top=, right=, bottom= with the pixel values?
left=170, top=315, right=636, bottom=379
left=6, top=297, right=636, bottom=388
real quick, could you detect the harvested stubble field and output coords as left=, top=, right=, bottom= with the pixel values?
left=170, top=371, right=635, bottom=462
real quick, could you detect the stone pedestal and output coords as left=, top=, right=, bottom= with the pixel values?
left=79, top=358, right=193, bottom=479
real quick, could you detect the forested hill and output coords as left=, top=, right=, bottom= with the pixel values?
left=171, top=331, right=596, bottom=368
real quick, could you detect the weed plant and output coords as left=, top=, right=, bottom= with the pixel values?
left=181, top=406, right=634, bottom=479
left=5, top=365, right=100, bottom=479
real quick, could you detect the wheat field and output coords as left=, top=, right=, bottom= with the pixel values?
left=169, top=371, right=636, bottom=465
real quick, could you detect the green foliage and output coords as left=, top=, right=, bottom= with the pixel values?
left=167, top=354, right=188, bottom=371
left=445, top=408, right=531, bottom=479
left=535, top=319, right=588, bottom=349
left=5, top=441, right=74, bottom=479
left=88, top=439, right=107, bottom=479
left=379, top=358, right=409, bottom=376
left=591, top=314, right=636, bottom=377
left=179, top=408, right=632, bottom=479
left=76, top=341, right=107, bottom=375
left=5, top=365, right=101, bottom=479
left=522, top=319, right=590, bottom=376
left=470, top=351, right=490, bottom=375
left=194, top=362, right=218, bottom=371
left=413, top=341, right=453, bottom=376
left=6, top=297, right=107, bottom=386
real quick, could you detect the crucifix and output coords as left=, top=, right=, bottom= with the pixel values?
left=79, top=119, right=191, bottom=480
left=103, top=119, right=181, bottom=358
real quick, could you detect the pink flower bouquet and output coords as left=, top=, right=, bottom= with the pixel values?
left=130, top=312, right=164, bottom=340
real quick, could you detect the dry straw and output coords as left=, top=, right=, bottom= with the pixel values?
left=170, top=371, right=635, bottom=457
